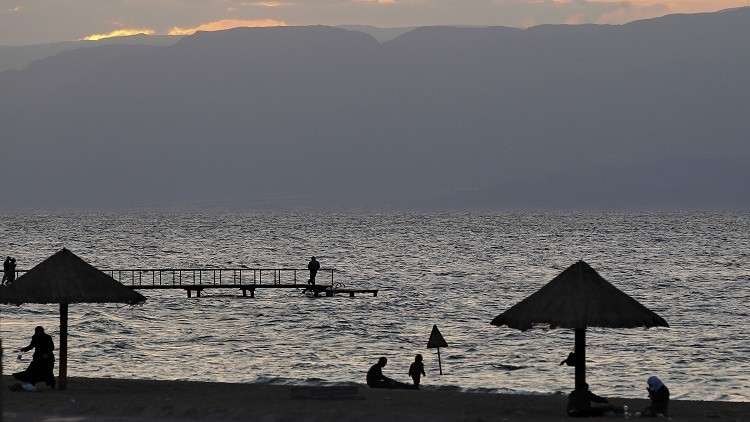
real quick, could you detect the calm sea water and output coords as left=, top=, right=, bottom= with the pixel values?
left=0, top=212, right=748, bottom=401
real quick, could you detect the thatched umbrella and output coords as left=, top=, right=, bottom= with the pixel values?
left=0, top=248, right=145, bottom=390
left=491, top=260, right=667, bottom=391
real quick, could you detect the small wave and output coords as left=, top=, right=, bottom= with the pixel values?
left=492, top=363, right=529, bottom=371
left=434, top=271, right=470, bottom=278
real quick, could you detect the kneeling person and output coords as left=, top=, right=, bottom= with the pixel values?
left=367, top=357, right=411, bottom=389
left=567, top=383, right=617, bottom=417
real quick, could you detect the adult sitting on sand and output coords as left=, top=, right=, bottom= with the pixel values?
left=13, top=326, right=56, bottom=390
left=566, top=383, right=617, bottom=417
left=367, top=357, right=412, bottom=389
left=640, top=376, right=670, bottom=417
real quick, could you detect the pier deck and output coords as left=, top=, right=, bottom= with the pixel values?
left=3, top=268, right=378, bottom=298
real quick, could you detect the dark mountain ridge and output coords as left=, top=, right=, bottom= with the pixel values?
left=1, top=9, right=749, bottom=210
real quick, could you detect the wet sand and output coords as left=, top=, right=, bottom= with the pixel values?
left=3, top=376, right=749, bottom=421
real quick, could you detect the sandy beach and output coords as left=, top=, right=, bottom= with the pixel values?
left=3, top=376, right=749, bottom=421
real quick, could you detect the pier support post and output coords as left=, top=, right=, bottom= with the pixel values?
left=187, top=290, right=192, bottom=298
left=349, top=292, right=354, bottom=298
left=242, top=289, right=247, bottom=297
left=196, top=289, right=201, bottom=298
left=250, top=288, right=255, bottom=298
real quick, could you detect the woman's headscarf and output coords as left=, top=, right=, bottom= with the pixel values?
left=647, top=376, right=665, bottom=392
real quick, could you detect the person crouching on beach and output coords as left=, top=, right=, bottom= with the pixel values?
left=566, top=383, right=617, bottom=417
left=367, top=357, right=392, bottom=388
left=367, top=357, right=411, bottom=389
left=640, top=376, right=670, bottom=417
left=408, top=354, right=426, bottom=389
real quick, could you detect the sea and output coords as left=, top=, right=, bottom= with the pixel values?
left=0, top=212, right=748, bottom=401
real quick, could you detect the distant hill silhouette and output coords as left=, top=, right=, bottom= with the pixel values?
left=1, top=9, right=749, bottom=210
left=0, top=35, right=180, bottom=72
left=0, top=27, right=410, bottom=71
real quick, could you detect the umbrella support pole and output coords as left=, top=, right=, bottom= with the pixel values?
left=574, top=328, right=586, bottom=391
left=59, top=303, right=68, bottom=391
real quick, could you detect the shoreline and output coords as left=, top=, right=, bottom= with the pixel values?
left=4, top=376, right=749, bottom=421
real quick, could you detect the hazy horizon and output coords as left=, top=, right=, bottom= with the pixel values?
left=2, top=1, right=750, bottom=45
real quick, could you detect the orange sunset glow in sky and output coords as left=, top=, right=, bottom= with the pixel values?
left=1, top=0, right=748, bottom=44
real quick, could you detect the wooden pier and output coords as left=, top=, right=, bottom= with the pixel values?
left=3, top=268, right=378, bottom=298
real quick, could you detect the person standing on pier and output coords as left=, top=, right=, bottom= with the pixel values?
left=308, top=256, right=320, bottom=286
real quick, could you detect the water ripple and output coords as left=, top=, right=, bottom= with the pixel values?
left=1, top=212, right=748, bottom=401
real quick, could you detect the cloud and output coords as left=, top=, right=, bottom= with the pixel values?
left=243, top=1, right=294, bottom=7
left=81, top=28, right=156, bottom=41
left=2, top=0, right=747, bottom=44
left=579, top=0, right=747, bottom=24
left=168, top=18, right=287, bottom=35
left=354, top=0, right=397, bottom=4
left=5, top=5, right=22, bottom=13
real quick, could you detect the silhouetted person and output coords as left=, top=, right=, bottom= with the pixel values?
left=9, top=256, right=16, bottom=283
left=560, top=352, right=576, bottom=366
left=366, top=357, right=412, bottom=389
left=408, top=354, right=426, bottom=389
left=640, top=376, right=670, bottom=417
left=13, top=326, right=56, bottom=389
left=567, top=383, right=617, bottom=417
left=2, top=256, right=9, bottom=285
left=367, top=357, right=390, bottom=388
left=307, top=256, right=320, bottom=286
left=3, top=256, right=16, bottom=285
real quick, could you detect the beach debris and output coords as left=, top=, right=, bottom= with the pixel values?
left=427, top=324, right=449, bottom=375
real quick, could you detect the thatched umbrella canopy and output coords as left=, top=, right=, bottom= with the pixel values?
left=491, top=260, right=667, bottom=391
left=0, top=248, right=145, bottom=390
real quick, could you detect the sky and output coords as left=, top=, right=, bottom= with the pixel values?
left=0, top=0, right=748, bottom=44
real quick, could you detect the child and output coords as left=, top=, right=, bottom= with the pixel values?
left=408, top=354, right=426, bottom=389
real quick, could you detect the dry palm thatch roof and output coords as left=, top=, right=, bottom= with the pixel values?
left=491, top=260, right=667, bottom=331
left=0, top=248, right=145, bottom=305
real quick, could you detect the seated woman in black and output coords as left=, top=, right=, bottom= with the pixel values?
left=13, top=326, right=56, bottom=389
left=641, top=376, right=670, bottom=417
